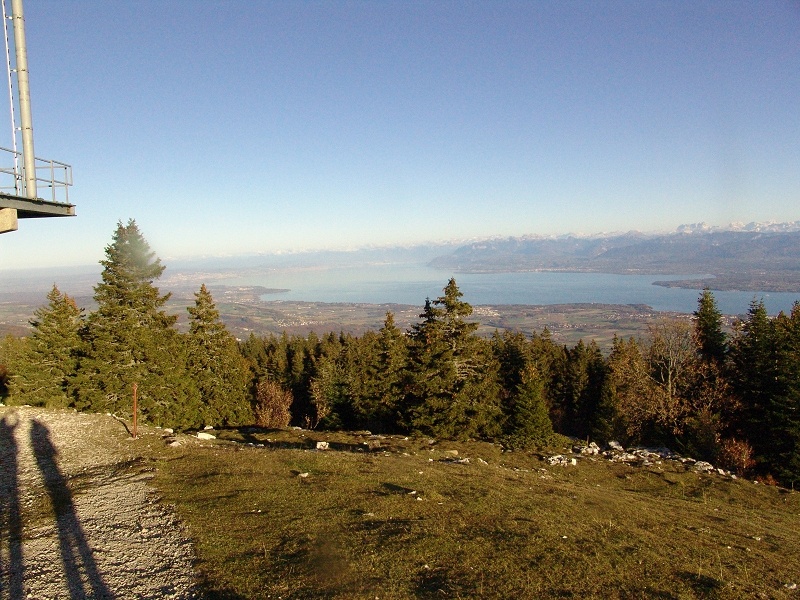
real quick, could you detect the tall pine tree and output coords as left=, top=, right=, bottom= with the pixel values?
left=74, top=220, right=198, bottom=426
left=402, top=279, right=501, bottom=439
left=186, top=284, right=252, bottom=427
left=693, top=288, right=727, bottom=364
left=728, top=299, right=778, bottom=465
left=9, top=285, right=82, bottom=408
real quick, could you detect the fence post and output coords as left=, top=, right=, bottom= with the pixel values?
left=132, top=382, right=138, bottom=439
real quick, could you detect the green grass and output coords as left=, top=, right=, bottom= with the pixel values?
left=152, top=429, right=800, bottom=599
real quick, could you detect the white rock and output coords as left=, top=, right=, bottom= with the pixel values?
left=693, top=461, right=714, bottom=473
left=203, top=425, right=213, bottom=430
left=196, top=432, right=215, bottom=440
left=316, top=441, right=329, bottom=450
left=163, top=428, right=174, bottom=434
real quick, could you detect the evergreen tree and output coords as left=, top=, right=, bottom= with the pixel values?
left=74, top=220, right=198, bottom=427
left=186, top=284, right=252, bottom=427
left=766, top=304, right=800, bottom=485
left=728, top=299, right=778, bottom=464
left=9, top=286, right=83, bottom=408
left=502, top=365, right=553, bottom=450
left=347, top=314, right=408, bottom=432
left=402, top=279, right=501, bottom=439
left=693, top=289, right=727, bottom=364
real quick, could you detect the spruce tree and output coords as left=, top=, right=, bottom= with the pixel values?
left=502, top=365, right=553, bottom=450
left=402, top=279, right=501, bottom=439
left=74, top=220, right=198, bottom=426
left=352, top=313, right=408, bottom=432
left=766, top=303, right=800, bottom=485
left=693, top=289, right=727, bottom=364
left=8, top=286, right=82, bottom=407
left=186, top=284, right=252, bottom=427
left=728, top=299, right=777, bottom=464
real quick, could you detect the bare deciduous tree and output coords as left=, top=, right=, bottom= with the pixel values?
left=254, top=378, right=292, bottom=429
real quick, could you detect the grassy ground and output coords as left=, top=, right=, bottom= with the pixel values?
left=153, top=428, right=800, bottom=599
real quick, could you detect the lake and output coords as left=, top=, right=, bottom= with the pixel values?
left=219, top=264, right=800, bottom=316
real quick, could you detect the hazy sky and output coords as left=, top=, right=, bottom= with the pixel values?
left=1, top=0, right=798, bottom=269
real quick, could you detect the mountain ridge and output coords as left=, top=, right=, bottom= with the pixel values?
left=429, top=224, right=800, bottom=293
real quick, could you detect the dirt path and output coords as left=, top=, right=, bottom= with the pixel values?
left=0, top=406, right=198, bottom=599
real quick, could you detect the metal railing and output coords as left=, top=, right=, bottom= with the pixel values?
left=0, top=144, right=72, bottom=204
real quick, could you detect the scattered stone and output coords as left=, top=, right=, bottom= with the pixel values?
left=167, top=440, right=181, bottom=448
left=441, top=456, right=470, bottom=465
left=196, top=432, right=215, bottom=440
left=546, top=455, right=576, bottom=467
left=203, top=425, right=213, bottom=430
left=298, top=472, right=309, bottom=478
left=693, top=461, right=715, bottom=473
left=443, top=450, right=459, bottom=456
left=163, top=428, right=174, bottom=434
left=607, top=441, right=624, bottom=452
left=316, top=441, right=330, bottom=450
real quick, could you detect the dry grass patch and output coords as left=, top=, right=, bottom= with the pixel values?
left=153, top=430, right=800, bottom=599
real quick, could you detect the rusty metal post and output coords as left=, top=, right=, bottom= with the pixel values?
left=132, top=382, right=138, bottom=439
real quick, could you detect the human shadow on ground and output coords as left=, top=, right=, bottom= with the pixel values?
left=30, top=420, right=114, bottom=599
left=0, top=414, right=23, bottom=600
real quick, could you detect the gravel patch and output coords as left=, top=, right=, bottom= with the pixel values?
left=0, top=406, right=198, bottom=599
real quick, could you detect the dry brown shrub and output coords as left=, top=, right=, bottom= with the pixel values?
left=254, top=378, right=292, bottom=429
left=718, top=438, right=756, bottom=476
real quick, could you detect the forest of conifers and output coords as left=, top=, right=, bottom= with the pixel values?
left=1, top=220, right=799, bottom=487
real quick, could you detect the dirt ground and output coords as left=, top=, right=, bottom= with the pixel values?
left=0, top=405, right=198, bottom=599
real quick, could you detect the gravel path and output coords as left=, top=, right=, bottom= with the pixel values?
left=0, top=406, right=198, bottom=599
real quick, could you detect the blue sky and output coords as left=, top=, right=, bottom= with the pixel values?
left=1, top=0, right=798, bottom=269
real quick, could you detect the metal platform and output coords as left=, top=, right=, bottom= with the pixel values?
left=0, top=192, right=74, bottom=218
left=0, top=146, right=74, bottom=232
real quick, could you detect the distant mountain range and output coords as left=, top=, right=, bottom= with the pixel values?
left=429, top=222, right=800, bottom=293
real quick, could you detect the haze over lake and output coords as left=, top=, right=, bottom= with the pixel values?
left=219, top=264, right=799, bottom=316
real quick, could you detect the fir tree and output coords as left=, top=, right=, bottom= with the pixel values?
left=728, top=299, right=778, bottom=464
left=74, top=220, right=198, bottom=426
left=8, top=286, right=82, bottom=407
left=352, top=313, right=408, bottom=432
left=766, top=303, right=800, bottom=485
left=693, top=289, right=727, bottom=364
left=402, top=279, right=501, bottom=439
left=502, top=365, right=553, bottom=450
left=186, top=284, right=252, bottom=427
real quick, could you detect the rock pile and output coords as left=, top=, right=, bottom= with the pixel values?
left=547, top=441, right=737, bottom=478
